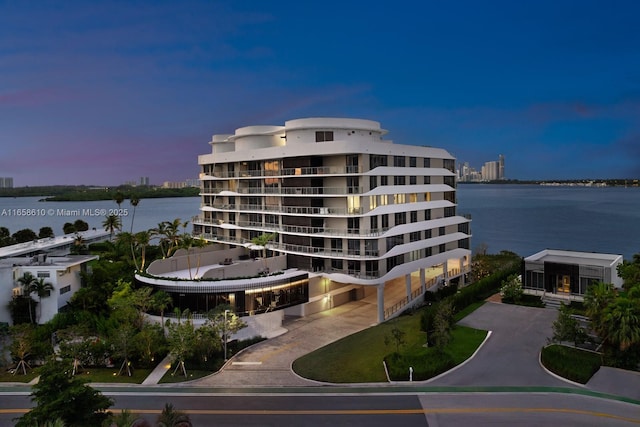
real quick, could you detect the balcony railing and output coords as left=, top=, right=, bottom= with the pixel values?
left=201, top=186, right=363, bottom=195
left=193, top=218, right=390, bottom=237
left=200, top=203, right=363, bottom=216
left=269, top=242, right=379, bottom=259
left=200, top=165, right=362, bottom=179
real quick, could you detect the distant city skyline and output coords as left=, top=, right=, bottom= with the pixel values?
left=2, top=1, right=640, bottom=186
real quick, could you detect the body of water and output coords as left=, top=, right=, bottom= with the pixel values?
left=0, top=196, right=201, bottom=236
left=457, top=184, right=640, bottom=259
left=2, top=185, right=639, bottom=260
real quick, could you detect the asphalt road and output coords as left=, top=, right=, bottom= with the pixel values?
left=2, top=389, right=639, bottom=426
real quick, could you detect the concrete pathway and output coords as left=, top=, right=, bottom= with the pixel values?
left=141, top=354, right=172, bottom=385
left=190, top=297, right=378, bottom=387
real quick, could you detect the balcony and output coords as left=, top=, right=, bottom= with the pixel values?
left=193, top=217, right=390, bottom=237
left=199, top=165, right=362, bottom=179
left=201, top=186, right=363, bottom=196
left=200, top=203, right=363, bottom=216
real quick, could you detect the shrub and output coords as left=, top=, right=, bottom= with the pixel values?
left=540, top=344, right=601, bottom=384
left=500, top=274, right=523, bottom=304
left=385, top=351, right=455, bottom=381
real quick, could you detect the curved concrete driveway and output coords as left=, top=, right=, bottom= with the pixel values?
left=191, top=299, right=379, bottom=387
left=429, top=301, right=575, bottom=387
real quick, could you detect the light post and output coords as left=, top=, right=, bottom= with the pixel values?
left=223, top=309, right=230, bottom=361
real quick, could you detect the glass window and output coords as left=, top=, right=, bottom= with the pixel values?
left=409, top=157, right=417, bottom=167
left=315, top=131, right=334, bottom=142
left=394, top=176, right=406, bottom=185
left=393, top=156, right=406, bottom=167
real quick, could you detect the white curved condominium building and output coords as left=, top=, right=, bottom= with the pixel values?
left=194, top=118, right=471, bottom=322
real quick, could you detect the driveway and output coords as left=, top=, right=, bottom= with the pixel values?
left=429, top=301, right=573, bottom=387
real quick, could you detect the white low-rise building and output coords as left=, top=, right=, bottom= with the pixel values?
left=523, top=249, right=624, bottom=299
left=1, top=254, right=98, bottom=324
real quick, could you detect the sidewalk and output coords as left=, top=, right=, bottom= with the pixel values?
left=141, top=354, right=172, bottom=385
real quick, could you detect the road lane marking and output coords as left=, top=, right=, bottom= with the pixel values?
left=2, top=407, right=639, bottom=423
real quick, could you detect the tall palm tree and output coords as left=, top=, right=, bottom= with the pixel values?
left=165, top=218, right=184, bottom=257
left=32, top=277, right=54, bottom=324
left=133, top=230, right=151, bottom=272
left=17, top=272, right=37, bottom=324
left=152, top=221, right=170, bottom=258
left=113, top=191, right=125, bottom=209
left=180, top=234, right=195, bottom=279
left=152, top=291, right=173, bottom=334
left=129, top=195, right=140, bottom=234
left=102, top=214, right=122, bottom=241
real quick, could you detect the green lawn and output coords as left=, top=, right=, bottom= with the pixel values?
left=293, top=308, right=488, bottom=383
left=0, top=366, right=152, bottom=384
left=0, top=369, right=38, bottom=383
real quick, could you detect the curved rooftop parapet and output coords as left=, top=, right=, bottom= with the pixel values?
left=284, top=117, right=387, bottom=134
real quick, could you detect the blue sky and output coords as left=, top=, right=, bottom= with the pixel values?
left=1, top=0, right=639, bottom=186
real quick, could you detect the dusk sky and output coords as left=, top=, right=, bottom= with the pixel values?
left=2, top=0, right=639, bottom=186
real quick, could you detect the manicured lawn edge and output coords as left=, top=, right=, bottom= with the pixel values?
left=292, top=308, right=488, bottom=383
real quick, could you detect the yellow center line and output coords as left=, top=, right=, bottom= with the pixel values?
left=2, top=407, right=639, bottom=423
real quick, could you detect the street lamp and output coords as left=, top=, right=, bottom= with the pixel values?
left=224, top=309, right=230, bottom=361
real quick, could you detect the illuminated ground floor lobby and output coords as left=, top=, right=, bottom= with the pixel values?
left=136, top=245, right=470, bottom=339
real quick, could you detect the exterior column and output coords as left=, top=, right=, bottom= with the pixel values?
left=444, top=260, right=449, bottom=282
left=420, top=268, right=426, bottom=293
left=377, top=283, right=385, bottom=323
left=405, top=274, right=412, bottom=300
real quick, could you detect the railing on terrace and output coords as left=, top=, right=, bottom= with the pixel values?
left=199, top=203, right=363, bottom=215
left=269, top=242, right=379, bottom=259
left=193, top=218, right=390, bottom=237
left=383, top=276, right=440, bottom=320
left=200, top=165, right=362, bottom=179
left=201, top=186, right=363, bottom=195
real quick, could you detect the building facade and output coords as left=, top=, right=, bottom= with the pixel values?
left=523, top=249, right=624, bottom=299
left=192, top=118, right=471, bottom=322
left=1, top=254, right=97, bottom=324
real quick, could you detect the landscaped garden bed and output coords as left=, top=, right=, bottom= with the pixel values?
left=540, top=344, right=601, bottom=384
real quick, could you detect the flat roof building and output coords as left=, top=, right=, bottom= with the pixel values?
left=523, top=249, right=624, bottom=299
left=185, top=117, right=471, bottom=323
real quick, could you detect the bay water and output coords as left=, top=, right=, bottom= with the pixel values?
left=1, top=185, right=639, bottom=259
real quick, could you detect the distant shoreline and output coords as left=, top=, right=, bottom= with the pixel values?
left=0, top=185, right=200, bottom=201
left=459, top=179, right=639, bottom=187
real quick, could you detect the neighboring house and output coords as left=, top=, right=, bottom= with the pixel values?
left=523, top=249, right=624, bottom=299
left=178, top=117, right=471, bottom=324
left=1, top=254, right=98, bottom=325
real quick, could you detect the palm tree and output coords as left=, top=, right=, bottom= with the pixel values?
left=152, top=221, right=170, bottom=258
left=180, top=234, right=195, bottom=279
left=192, top=236, right=208, bottom=278
left=165, top=218, right=184, bottom=257
left=584, top=282, right=615, bottom=335
left=152, top=291, right=173, bottom=334
left=601, top=294, right=640, bottom=351
left=70, top=233, right=86, bottom=255
left=102, top=214, right=122, bottom=241
left=17, top=272, right=37, bottom=324
left=251, top=232, right=277, bottom=271
left=32, top=277, right=54, bottom=324
left=157, top=403, right=192, bottom=427
left=134, top=230, right=151, bottom=272
left=113, top=191, right=125, bottom=208
left=129, top=195, right=140, bottom=234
